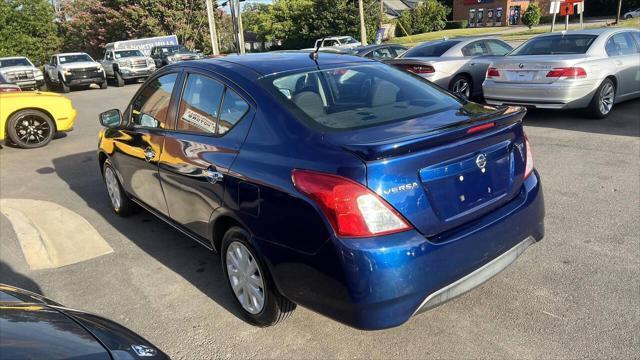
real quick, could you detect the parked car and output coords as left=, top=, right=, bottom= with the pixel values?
left=624, top=8, right=640, bottom=18
left=99, top=49, right=156, bottom=87
left=150, top=45, right=201, bottom=68
left=96, top=52, right=544, bottom=330
left=386, top=37, right=513, bottom=99
left=483, top=28, right=640, bottom=118
left=0, top=284, right=168, bottom=359
left=43, top=52, right=107, bottom=93
left=348, top=44, right=408, bottom=60
left=0, top=56, right=45, bottom=90
left=0, top=90, right=76, bottom=148
left=314, top=36, right=361, bottom=49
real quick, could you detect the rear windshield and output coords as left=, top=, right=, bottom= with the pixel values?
left=402, top=41, right=460, bottom=58
left=0, top=58, right=32, bottom=68
left=509, top=35, right=597, bottom=55
left=59, top=54, right=94, bottom=64
left=259, top=63, right=460, bottom=131
left=115, top=50, right=144, bottom=58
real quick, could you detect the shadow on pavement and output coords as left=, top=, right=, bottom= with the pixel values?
left=0, top=261, right=42, bottom=295
left=48, top=151, right=245, bottom=321
left=523, top=100, right=640, bottom=137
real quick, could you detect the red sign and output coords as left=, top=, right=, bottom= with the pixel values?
left=560, top=2, right=574, bottom=15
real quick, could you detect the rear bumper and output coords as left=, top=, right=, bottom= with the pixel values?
left=260, top=171, right=545, bottom=330
left=483, top=79, right=598, bottom=109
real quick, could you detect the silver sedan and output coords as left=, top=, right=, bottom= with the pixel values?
left=385, top=37, right=513, bottom=99
left=483, top=28, right=640, bottom=118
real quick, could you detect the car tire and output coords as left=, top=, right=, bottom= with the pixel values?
left=100, top=81, right=108, bottom=89
left=102, top=160, right=136, bottom=217
left=587, top=78, right=616, bottom=119
left=6, top=109, right=55, bottom=149
left=221, top=226, right=296, bottom=327
left=625, top=15, right=632, bottom=19
left=58, top=74, right=70, bottom=93
left=449, top=74, right=472, bottom=100
left=115, top=71, right=125, bottom=87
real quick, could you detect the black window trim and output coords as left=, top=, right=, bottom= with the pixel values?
left=170, top=69, right=251, bottom=138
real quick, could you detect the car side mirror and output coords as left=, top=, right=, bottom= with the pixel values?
left=99, top=109, right=122, bottom=128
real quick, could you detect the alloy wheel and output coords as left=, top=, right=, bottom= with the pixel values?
left=104, top=167, right=121, bottom=210
left=226, top=241, right=265, bottom=314
left=14, top=115, right=51, bottom=146
left=452, top=78, right=470, bottom=99
left=599, top=82, right=615, bottom=115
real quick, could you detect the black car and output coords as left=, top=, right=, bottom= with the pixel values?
left=0, top=284, right=168, bottom=360
left=348, top=44, right=408, bottom=60
left=150, top=45, right=200, bottom=68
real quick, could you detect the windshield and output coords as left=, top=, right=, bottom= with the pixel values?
left=509, top=35, right=597, bottom=55
left=260, top=64, right=461, bottom=131
left=115, top=50, right=144, bottom=58
left=0, top=58, right=32, bottom=68
left=340, top=37, right=359, bottom=44
left=162, top=45, right=190, bottom=54
left=402, top=41, right=460, bottom=58
left=59, top=54, right=94, bottom=64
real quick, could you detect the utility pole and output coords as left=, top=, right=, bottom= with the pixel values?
left=205, top=0, right=220, bottom=56
left=615, top=0, right=622, bottom=24
left=236, top=0, right=246, bottom=54
left=379, top=0, right=384, bottom=26
left=228, top=0, right=240, bottom=54
left=359, top=0, right=367, bottom=46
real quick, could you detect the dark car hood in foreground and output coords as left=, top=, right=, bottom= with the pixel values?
left=0, top=284, right=168, bottom=360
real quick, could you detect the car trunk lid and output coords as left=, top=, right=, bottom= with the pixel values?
left=489, top=55, right=588, bottom=84
left=328, top=105, right=528, bottom=236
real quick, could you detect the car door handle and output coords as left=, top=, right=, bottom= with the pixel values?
left=204, top=167, right=224, bottom=184
left=144, top=147, right=155, bottom=162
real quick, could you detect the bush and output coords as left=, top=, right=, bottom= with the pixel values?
left=522, top=3, right=542, bottom=29
left=539, top=15, right=554, bottom=24
left=444, top=20, right=468, bottom=29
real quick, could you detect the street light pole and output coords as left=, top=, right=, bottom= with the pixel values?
left=236, top=0, right=245, bottom=54
left=205, top=0, right=220, bottom=56
left=359, top=0, right=367, bottom=46
left=227, top=0, right=240, bottom=53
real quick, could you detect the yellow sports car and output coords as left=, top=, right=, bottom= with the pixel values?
left=0, top=90, right=76, bottom=148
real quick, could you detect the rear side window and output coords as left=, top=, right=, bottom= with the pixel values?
left=402, top=41, right=460, bottom=57
left=462, top=41, right=489, bottom=56
left=260, top=64, right=460, bottom=131
left=131, top=73, right=177, bottom=128
left=510, top=35, right=597, bottom=55
left=605, top=32, right=638, bottom=56
left=486, top=40, right=513, bottom=55
left=218, top=90, right=249, bottom=135
left=177, top=74, right=224, bottom=134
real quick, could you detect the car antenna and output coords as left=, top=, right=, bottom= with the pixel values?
left=310, top=36, right=326, bottom=62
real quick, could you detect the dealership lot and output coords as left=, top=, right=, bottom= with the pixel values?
left=0, top=85, right=638, bottom=358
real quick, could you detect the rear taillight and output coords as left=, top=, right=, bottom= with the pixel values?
left=400, top=64, right=435, bottom=74
left=292, top=169, right=413, bottom=238
left=524, top=135, right=534, bottom=179
left=546, top=67, right=586, bottom=79
left=486, top=67, right=500, bottom=78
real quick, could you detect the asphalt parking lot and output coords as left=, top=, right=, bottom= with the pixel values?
left=1, top=84, right=638, bottom=359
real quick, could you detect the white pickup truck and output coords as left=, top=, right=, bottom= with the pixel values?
left=99, top=49, right=156, bottom=87
left=0, top=56, right=45, bottom=90
left=43, top=53, right=107, bottom=93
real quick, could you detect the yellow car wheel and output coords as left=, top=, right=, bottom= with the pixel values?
left=7, top=109, right=55, bottom=149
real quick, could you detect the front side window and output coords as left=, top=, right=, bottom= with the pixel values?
left=177, top=74, right=224, bottom=134
left=131, top=73, right=178, bottom=128
left=510, top=35, right=597, bottom=55
left=261, top=64, right=460, bottom=131
left=58, top=54, right=94, bottom=64
left=605, top=32, right=638, bottom=56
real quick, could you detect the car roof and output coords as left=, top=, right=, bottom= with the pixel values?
left=0, top=56, right=29, bottom=60
left=535, top=27, right=639, bottom=37
left=320, top=36, right=355, bottom=40
left=199, top=51, right=373, bottom=76
left=56, top=52, right=89, bottom=56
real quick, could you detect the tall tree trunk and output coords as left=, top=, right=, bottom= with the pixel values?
left=359, top=0, right=367, bottom=45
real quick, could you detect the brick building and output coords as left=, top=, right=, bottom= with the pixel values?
left=453, top=0, right=552, bottom=27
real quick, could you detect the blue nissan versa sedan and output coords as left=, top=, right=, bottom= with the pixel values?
left=97, top=52, right=544, bottom=330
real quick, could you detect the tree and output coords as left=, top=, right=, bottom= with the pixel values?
left=412, top=0, right=449, bottom=34
left=0, top=0, right=61, bottom=64
left=522, top=3, right=542, bottom=29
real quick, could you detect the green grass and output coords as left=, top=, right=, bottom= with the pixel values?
left=390, top=18, right=640, bottom=46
